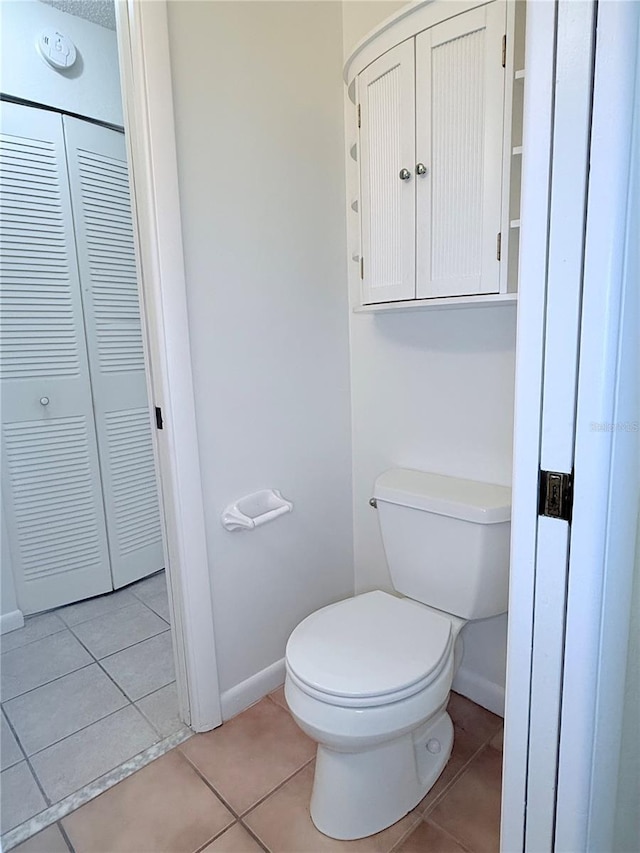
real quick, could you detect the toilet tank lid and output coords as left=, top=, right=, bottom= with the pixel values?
left=374, top=469, right=511, bottom=524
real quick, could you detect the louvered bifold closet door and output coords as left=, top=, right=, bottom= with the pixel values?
left=0, top=102, right=112, bottom=614
left=415, top=2, right=506, bottom=298
left=359, top=39, right=416, bottom=304
left=62, top=116, right=163, bottom=589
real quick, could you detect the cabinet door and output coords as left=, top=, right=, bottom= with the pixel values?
left=416, top=2, right=506, bottom=298
left=63, top=116, right=164, bottom=589
left=0, top=102, right=112, bottom=614
left=359, top=40, right=416, bottom=304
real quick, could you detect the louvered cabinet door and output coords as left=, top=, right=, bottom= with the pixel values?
left=62, top=116, right=164, bottom=589
left=359, top=40, right=416, bottom=304
left=0, top=102, right=112, bottom=614
left=415, top=2, right=506, bottom=298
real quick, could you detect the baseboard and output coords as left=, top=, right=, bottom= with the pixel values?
left=0, top=609, right=24, bottom=635
left=220, top=658, right=286, bottom=721
left=453, top=666, right=505, bottom=717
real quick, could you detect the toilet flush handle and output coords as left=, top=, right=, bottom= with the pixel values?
left=369, top=497, right=377, bottom=509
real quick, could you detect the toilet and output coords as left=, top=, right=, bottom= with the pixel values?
left=284, top=468, right=511, bottom=840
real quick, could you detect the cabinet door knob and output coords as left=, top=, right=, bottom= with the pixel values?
left=40, top=396, right=50, bottom=406
left=399, top=168, right=411, bottom=181
left=416, top=163, right=428, bottom=176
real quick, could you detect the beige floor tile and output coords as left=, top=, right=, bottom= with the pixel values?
left=393, top=819, right=470, bottom=852
left=268, top=686, right=288, bottom=712
left=180, top=698, right=315, bottom=815
left=11, top=823, right=70, bottom=853
left=419, top=692, right=503, bottom=814
left=201, top=823, right=264, bottom=852
left=62, top=749, right=233, bottom=853
left=244, top=762, right=421, bottom=853
left=428, top=747, right=502, bottom=853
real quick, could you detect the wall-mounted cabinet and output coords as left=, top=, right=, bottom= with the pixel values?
left=345, top=0, right=526, bottom=311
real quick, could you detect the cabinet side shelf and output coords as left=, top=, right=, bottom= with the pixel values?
left=354, top=293, right=518, bottom=313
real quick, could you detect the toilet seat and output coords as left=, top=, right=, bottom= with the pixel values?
left=285, top=591, right=453, bottom=708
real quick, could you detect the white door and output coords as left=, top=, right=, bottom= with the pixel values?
left=358, top=39, right=416, bottom=304
left=415, top=2, right=505, bottom=299
left=0, top=102, right=112, bottom=614
left=498, top=0, right=637, bottom=849
left=63, top=116, right=164, bottom=588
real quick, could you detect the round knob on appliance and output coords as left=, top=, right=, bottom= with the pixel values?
left=40, top=396, right=50, bottom=406
left=399, top=168, right=411, bottom=181
left=416, top=163, right=428, bottom=176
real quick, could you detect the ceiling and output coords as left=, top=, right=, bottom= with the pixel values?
left=38, top=0, right=116, bottom=31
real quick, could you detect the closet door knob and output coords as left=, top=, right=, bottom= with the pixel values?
left=416, top=163, right=428, bottom=176
left=399, top=168, right=411, bottom=181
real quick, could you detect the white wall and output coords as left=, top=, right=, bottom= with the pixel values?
left=0, top=0, right=122, bottom=126
left=342, top=0, right=406, bottom=59
left=165, top=1, right=353, bottom=713
left=343, top=2, right=516, bottom=715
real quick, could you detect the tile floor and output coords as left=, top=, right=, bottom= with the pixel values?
left=1, top=571, right=189, bottom=840
left=9, top=687, right=504, bottom=853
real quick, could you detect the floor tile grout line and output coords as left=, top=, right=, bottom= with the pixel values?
left=23, top=750, right=53, bottom=809
left=132, top=680, right=180, bottom=740
left=6, top=631, right=170, bottom=794
left=57, top=819, right=76, bottom=853
left=2, top=729, right=191, bottom=851
left=0, top=660, right=96, bottom=706
left=238, top=755, right=316, bottom=820
left=130, top=593, right=171, bottom=626
left=1, top=593, right=172, bottom=704
left=1, top=703, right=30, bottom=768
left=387, top=810, right=428, bottom=853
left=64, top=616, right=173, bottom=703
left=0, top=575, right=169, bottom=657
left=121, top=589, right=171, bottom=626
left=423, top=815, right=476, bottom=853
left=57, top=598, right=149, bottom=631
left=2, top=703, right=55, bottom=809
left=65, top=608, right=170, bottom=664
left=0, top=624, right=68, bottom=657
left=421, top=722, right=503, bottom=818
left=176, top=751, right=243, bottom=821
left=191, top=826, right=228, bottom=853
left=237, top=818, right=271, bottom=852
left=15, top=699, right=146, bottom=766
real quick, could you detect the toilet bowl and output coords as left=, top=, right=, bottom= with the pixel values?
left=285, top=469, right=511, bottom=840
left=284, top=590, right=465, bottom=840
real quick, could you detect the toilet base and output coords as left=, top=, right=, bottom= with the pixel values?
left=309, top=710, right=454, bottom=840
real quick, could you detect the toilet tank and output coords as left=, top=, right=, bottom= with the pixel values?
left=374, top=469, right=511, bottom=620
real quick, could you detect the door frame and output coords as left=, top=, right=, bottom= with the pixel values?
left=114, top=0, right=221, bottom=732
left=502, top=0, right=640, bottom=849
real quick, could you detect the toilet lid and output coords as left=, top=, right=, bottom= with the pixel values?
left=286, top=591, right=452, bottom=704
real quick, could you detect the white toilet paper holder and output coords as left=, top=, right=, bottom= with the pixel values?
left=221, top=489, right=293, bottom=532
